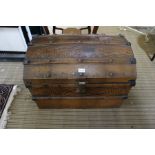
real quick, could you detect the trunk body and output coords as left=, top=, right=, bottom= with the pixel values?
left=23, top=34, right=137, bottom=108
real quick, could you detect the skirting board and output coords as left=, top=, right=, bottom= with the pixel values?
left=125, top=26, right=146, bottom=35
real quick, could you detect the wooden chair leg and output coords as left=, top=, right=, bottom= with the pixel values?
left=53, top=26, right=56, bottom=34
left=88, top=26, right=91, bottom=34
left=151, top=54, right=155, bottom=61
left=92, top=26, right=99, bottom=34
left=43, top=26, right=50, bottom=35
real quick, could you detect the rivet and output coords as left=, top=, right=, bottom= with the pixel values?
left=24, top=59, right=30, bottom=64
left=109, top=59, right=113, bottom=63
left=78, top=59, right=81, bottom=62
left=78, top=59, right=84, bottom=63
left=76, top=88, right=80, bottom=93
left=109, top=72, right=113, bottom=76
left=46, top=73, right=51, bottom=78
left=127, top=42, right=131, bottom=46
left=43, top=84, right=48, bottom=87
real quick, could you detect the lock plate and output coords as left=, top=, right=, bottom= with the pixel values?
left=78, top=68, right=85, bottom=76
left=78, top=81, right=86, bottom=94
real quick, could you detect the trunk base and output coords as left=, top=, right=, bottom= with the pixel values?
left=35, top=98, right=123, bottom=109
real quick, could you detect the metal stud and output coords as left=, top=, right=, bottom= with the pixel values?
left=109, top=72, right=113, bottom=77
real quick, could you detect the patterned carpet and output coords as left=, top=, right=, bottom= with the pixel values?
left=0, top=84, right=13, bottom=118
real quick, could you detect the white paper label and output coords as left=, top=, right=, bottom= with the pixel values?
left=78, top=68, right=85, bottom=73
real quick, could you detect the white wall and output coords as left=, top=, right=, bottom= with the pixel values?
left=0, top=27, right=28, bottom=52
